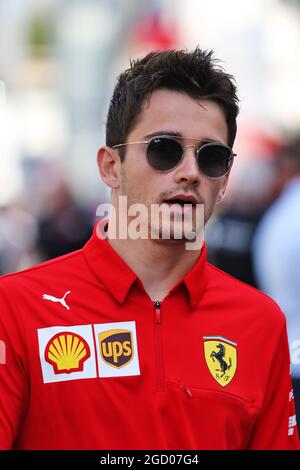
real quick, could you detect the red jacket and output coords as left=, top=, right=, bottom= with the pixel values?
left=0, top=222, right=299, bottom=449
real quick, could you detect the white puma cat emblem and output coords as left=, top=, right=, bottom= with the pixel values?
left=42, top=291, right=71, bottom=310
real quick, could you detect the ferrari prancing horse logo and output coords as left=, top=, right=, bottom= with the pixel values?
left=203, top=336, right=237, bottom=387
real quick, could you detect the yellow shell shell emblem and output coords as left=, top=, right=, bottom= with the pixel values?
left=203, top=336, right=237, bottom=387
left=45, top=332, right=90, bottom=374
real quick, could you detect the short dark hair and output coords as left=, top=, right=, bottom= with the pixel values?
left=106, top=47, right=239, bottom=160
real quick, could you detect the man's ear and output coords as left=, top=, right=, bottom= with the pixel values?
left=97, top=146, right=121, bottom=189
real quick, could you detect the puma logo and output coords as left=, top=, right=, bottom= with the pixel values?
left=42, top=291, right=71, bottom=310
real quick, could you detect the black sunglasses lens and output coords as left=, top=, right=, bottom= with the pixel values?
left=147, top=137, right=182, bottom=171
left=198, top=144, right=232, bottom=178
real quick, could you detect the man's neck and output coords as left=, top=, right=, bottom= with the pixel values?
left=108, top=235, right=202, bottom=302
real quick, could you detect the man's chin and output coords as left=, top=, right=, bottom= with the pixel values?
left=150, top=221, right=201, bottom=242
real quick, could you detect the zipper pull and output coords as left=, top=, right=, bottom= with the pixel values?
left=154, top=301, right=161, bottom=324
left=179, top=383, right=193, bottom=398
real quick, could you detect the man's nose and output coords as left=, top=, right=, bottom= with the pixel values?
left=173, top=147, right=201, bottom=185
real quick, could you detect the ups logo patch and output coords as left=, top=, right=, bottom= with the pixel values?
left=99, top=329, right=133, bottom=368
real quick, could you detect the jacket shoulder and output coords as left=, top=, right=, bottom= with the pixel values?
left=207, top=263, right=285, bottom=324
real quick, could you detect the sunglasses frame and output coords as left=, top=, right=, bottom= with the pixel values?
left=113, top=135, right=237, bottom=179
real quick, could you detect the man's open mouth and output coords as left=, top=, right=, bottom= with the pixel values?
left=163, top=194, right=198, bottom=207
left=164, top=199, right=195, bottom=206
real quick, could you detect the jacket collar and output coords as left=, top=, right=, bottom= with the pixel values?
left=83, top=220, right=208, bottom=308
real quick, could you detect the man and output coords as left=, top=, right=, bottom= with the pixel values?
left=0, top=48, right=299, bottom=450
left=253, top=137, right=300, bottom=430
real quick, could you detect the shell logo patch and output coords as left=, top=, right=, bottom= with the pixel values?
left=38, top=325, right=97, bottom=383
left=45, top=332, right=90, bottom=374
left=203, top=336, right=237, bottom=387
left=99, top=329, right=133, bottom=368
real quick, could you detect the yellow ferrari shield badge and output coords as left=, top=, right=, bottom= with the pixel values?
left=203, top=336, right=237, bottom=387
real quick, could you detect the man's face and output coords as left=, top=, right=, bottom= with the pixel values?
left=114, top=89, right=230, bottom=241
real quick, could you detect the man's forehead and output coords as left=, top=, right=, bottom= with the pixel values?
left=130, top=90, right=228, bottom=144
left=140, top=89, right=212, bottom=109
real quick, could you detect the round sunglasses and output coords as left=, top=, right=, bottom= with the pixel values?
left=113, top=135, right=236, bottom=179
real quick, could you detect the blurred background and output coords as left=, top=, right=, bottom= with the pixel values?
left=0, top=0, right=300, bottom=421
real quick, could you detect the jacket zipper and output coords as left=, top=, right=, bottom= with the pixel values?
left=154, top=301, right=164, bottom=390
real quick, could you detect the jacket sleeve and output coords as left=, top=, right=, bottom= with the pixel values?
left=0, top=285, right=29, bottom=449
left=248, top=320, right=300, bottom=450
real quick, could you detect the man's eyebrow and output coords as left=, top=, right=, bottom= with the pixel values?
left=143, top=131, right=220, bottom=144
left=143, top=131, right=183, bottom=140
